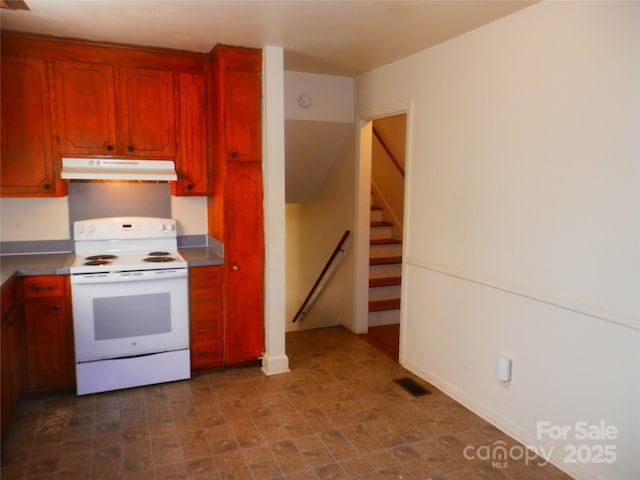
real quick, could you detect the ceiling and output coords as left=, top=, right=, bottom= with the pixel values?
left=1, top=1, right=536, bottom=76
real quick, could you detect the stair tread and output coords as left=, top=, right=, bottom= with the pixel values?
left=370, top=256, right=402, bottom=265
left=370, top=238, right=402, bottom=245
left=370, top=221, right=394, bottom=227
left=369, top=276, right=401, bottom=287
left=369, top=298, right=401, bottom=312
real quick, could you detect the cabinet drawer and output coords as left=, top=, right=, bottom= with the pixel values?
left=190, top=286, right=223, bottom=312
left=189, top=266, right=222, bottom=288
left=191, top=338, right=223, bottom=369
left=191, top=310, right=223, bottom=338
left=22, top=276, right=65, bottom=299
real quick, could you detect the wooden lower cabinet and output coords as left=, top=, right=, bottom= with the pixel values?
left=1, top=279, right=23, bottom=437
left=224, top=162, right=265, bottom=365
left=189, top=265, right=224, bottom=369
left=22, top=275, right=75, bottom=393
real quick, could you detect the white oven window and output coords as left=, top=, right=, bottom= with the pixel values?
left=94, top=292, right=171, bottom=340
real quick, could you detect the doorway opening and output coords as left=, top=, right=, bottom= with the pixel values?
left=356, top=112, right=408, bottom=361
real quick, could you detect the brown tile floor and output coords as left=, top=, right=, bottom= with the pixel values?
left=1, top=327, right=572, bottom=480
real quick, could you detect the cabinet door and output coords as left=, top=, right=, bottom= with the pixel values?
left=1, top=57, right=63, bottom=196
left=1, top=318, right=13, bottom=436
left=1, top=305, right=22, bottom=437
left=221, top=49, right=262, bottom=162
left=24, top=297, right=74, bottom=393
left=224, top=162, right=265, bottom=364
left=189, top=266, right=223, bottom=368
left=174, top=72, right=208, bottom=195
left=118, top=67, right=176, bottom=157
left=52, top=60, right=117, bottom=155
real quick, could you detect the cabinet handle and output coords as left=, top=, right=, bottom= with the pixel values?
left=31, top=285, right=56, bottom=292
left=128, top=145, right=135, bottom=152
left=187, top=184, right=194, bottom=190
left=52, top=305, right=60, bottom=312
left=106, top=145, right=114, bottom=152
left=231, top=264, right=239, bottom=271
left=43, top=184, right=51, bottom=190
left=230, top=151, right=238, bottom=158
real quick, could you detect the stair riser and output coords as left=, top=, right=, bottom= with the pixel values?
left=369, top=285, right=401, bottom=301
left=368, top=309, right=400, bottom=327
left=370, top=226, right=394, bottom=240
left=370, top=209, right=384, bottom=223
left=370, top=244, right=402, bottom=258
left=369, top=263, right=401, bottom=278
left=369, top=192, right=402, bottom=329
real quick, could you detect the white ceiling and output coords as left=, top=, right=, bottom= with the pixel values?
left=1, top=0, right=536, bottom=76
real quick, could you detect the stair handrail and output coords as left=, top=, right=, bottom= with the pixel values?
left=373, top=127, right=405, bottom=177
left=292, top=230, right=350, bottom=323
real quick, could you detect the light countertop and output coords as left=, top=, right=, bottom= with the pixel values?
left=1, top=247, right=223, bottom=289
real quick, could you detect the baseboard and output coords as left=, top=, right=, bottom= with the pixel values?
left=261, top=354, right=290, bottom=376
left=400, top=357, right=592, bottom=480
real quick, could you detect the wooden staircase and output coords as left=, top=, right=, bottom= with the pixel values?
left=368, top=197, right=402, bottom=326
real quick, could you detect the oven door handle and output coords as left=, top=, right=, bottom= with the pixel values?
left=71, top=268, right=188, bottom=284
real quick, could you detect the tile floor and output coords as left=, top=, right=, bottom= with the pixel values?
left=1, top=327, right=572, bottom=480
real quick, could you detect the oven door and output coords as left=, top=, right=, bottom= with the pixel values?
left=70, top=269, right=189, bottom=362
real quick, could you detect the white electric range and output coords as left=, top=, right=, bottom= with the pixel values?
left=69, top=216, right=190, bottom=395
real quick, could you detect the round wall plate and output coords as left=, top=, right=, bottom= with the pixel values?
left=298, top=94, right=311, bottom=108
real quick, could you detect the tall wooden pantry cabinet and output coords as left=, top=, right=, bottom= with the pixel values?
left=208, top=45, right=265, bottom=365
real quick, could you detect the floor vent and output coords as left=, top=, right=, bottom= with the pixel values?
left=394, top=377, right=430, bottom=397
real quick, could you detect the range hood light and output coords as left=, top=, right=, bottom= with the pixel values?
left=61, top=158, right=178, bottom=181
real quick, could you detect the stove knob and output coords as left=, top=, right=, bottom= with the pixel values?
left=87, top=223, right=96, bottom=233
left=78, top=224, right=86, bottom=234
left=162, top=223, right=175, bottom=232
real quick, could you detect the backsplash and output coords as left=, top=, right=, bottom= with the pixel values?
left=1, top=183, right=209, bottom=248
left=68, top=182, right=171, bottom=223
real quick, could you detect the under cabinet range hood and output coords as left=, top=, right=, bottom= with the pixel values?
left=61, top=158, right=178, bottom=181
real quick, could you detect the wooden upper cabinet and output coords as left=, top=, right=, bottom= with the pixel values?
left=219, top=48, right=262, bottom=162
left=52, top=60, right=117, bottom=156
left=118, top=67, right=176, bottom=158
left=173, top=72, right=208, bottom=195
left=52, top=61, right=176, bottom=158
left=1, top=57, right=65, bottom=196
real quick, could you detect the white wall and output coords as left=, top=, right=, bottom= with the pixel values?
left=284, top=70, right=357, bottom=332
left=0, top=195, right=207, bottom=243
left=371, top=114, right=406, bottom=230
left=285, top=130, right=356, bottom=332
left=0, top=197, right=71, bottom=241
left=284, top=71, right=353, bottom=122
left=169, top=196, right=208, bottom=235
left=284, top=71, right=354, bottom=202
left=356, top=2, right=639, bottom=479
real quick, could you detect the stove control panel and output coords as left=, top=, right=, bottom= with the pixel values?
left=74, top=217, right=178, bottom=241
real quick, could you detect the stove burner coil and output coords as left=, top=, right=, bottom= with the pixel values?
left=83, top=260, right=112, bottom=266
left=143, top=256, right=176, bottom=263
left=85, top=254, right=118, bottom=261
left=148, top=251, right=171, bottom=256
